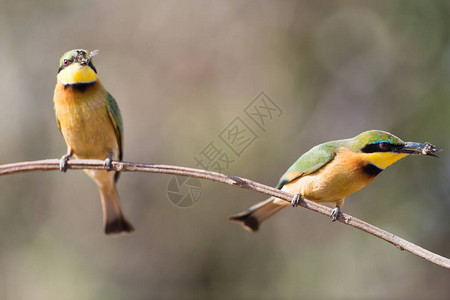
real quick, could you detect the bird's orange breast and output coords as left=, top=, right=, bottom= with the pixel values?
left=53, top=80, right=118, bottom=161
left=283, top=148, right=378, bottom=202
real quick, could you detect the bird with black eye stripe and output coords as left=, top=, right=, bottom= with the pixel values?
left=53, top=49, right=134, bottom=235
left=229, top=130, right=441, bottom=232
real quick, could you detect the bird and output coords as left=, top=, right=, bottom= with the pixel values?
left=229, top=130, right=440, bottom=232
left=53, top=49, right=134, bottom=234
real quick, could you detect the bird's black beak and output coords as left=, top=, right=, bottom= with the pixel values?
left=397, top=142, right=442, bottom=157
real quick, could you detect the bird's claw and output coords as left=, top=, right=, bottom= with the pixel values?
left=59, top=153, right=72, bottom=172
left=330, top=207, right=341, bottom=222
left=291, top=193, right=302, bottom=207
left=104, top=155, right=113, bottom=171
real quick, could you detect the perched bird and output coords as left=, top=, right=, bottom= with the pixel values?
left=53, top=49, right=134, bottom=234
left=229, top=130, right=440, bottom=232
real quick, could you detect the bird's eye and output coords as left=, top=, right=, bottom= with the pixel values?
left=63, top=59, right=69, bottom=65
left=379, top=142, right=389, bottom=150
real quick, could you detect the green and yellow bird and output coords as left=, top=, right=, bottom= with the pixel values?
left=53, top=49, right=134, bottom=234
left=229, top=130, right=440, bottom=232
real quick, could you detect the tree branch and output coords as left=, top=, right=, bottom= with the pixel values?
left=1, top=158, right=449, bottom=269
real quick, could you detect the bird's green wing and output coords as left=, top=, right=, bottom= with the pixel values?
left=106, top=92, right=123, bottom=160
left=106, top=92, right=123, bottom=182
left=275, top=144, right=336, bottom=189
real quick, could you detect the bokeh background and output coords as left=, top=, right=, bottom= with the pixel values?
left=1, top=0, right=449, bottom=299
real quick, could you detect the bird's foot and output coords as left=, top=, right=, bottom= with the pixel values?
left=104, top=154, right=113, bottom=172
left=59, top=153, right=72, bottom=172
left=291, top=193, right=302, bottom=207
left=330, top=207, right=341, bottom=222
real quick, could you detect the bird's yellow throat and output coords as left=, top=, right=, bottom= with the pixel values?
left=57, top=63, right=97, bottom=85
left=363, top=152, right=408, bottom=169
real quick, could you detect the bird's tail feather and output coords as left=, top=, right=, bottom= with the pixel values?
left=228, top=197, right=288, bottom=232
left=98, top=184, right=135, bottom=234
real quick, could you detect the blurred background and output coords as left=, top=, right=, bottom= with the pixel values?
left=1, top=0, right=449, bottom=298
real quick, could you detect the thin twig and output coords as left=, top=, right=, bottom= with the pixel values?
left=0, top=158, right=449, bottom=270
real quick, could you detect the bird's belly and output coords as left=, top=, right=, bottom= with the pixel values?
left=57, top=105, right=118, bottom=160
left=284, top=166, right=374, bottom=202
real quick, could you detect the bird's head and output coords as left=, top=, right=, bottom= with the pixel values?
left=351, top=130, right=441, bottom=170
left=57, top=49, right=99, bottom=85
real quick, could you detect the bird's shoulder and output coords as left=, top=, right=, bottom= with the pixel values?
left=275, top=142, right=338, bottom=189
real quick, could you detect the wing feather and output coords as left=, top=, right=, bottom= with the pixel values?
left=106, top=92, right=123, bottom=182
left=276, top=145, right=335, bottom=189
